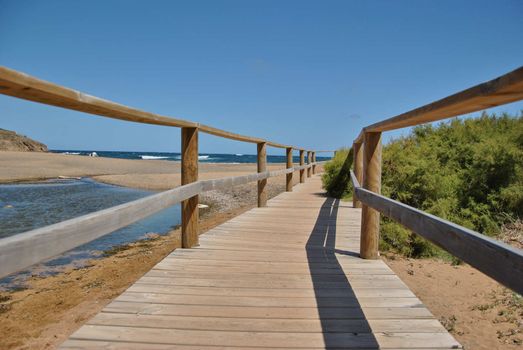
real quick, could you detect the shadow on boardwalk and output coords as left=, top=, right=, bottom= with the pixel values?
left=306, top=196, right=379, bottom=349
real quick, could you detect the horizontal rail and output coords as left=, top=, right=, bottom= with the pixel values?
left=0, top=66, right=321, bottom=151
left=0, top=163, right=318, bottom=279
left=350, top=171, right=523, bottom=294
left=354, top=66, right=523, bottom=143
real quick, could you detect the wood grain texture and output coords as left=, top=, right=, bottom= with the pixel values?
left=307, top=151, right=312, bottom=178
left=257, top=142, right=267, bottom=207
left=181, top=127, right=199, bottom=248
left=286, top=147, right=293, bottom=192
left=300, top=150, right=305, bottom=183
left=312, top=152, right=317, bottom=174
left=352, top=142, right=363, bottom=208
left=360, top=132, right=382, bottom=259
left=61, top=176, right=461, bottom=349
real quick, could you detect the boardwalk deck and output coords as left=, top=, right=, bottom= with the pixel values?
left=60, top=176, right=461, bottom=349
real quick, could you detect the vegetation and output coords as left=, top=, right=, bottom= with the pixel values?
left=322, top=112, right=523, bottom=258
left=321, top=147, right=353, bottom=199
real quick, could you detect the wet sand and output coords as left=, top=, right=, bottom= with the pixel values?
left=0, top=151, right=291, bottom=190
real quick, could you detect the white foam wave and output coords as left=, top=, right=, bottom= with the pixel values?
left=235, top=153, right=244, bottom=156
left=140, top=155, right=169, bottom=160
left=198, top=155, right=210, bottom=160
left=62, top=152, right=80, bottom=155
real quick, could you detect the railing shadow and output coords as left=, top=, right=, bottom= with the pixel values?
left=306, top=196, right=379, bottom=349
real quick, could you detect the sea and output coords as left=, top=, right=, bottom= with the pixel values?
left=0, top=150, right=331, bottom=289
left=51, top=150, right=332, bottom=164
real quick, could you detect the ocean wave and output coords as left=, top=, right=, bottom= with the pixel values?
left=198, top=155, right=210, bottom=160
left=140, top=155, right=170, bottom=160
left=62, top=152, right=81, bottom=155
left=235, top=154, right=244, bottom=156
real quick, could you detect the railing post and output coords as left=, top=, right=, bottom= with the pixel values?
left=257, top=142, right=267, bottom=207
left=360, top=132, right=382, bottom=259
left=181, top=127, right=199, bottom=248
left=299, top=150, right=305, bottom=183
left=315, top=152, right=318, bottom=174
left=307, top=151, right=312, bottom=178
left=353, top=142, right=363, bottom=208
left=286, top=147, right=293, bottom=192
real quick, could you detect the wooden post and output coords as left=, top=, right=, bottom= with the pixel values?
left=286, top=147, right=293, bottom=192
left=299, top=150, right=305, bottom=183
left=312, top=152, right=316, bottom=174
left=181, top=127, right=199, bottom=248
left=360, top=132, right=382, bottom=259
left=307, top=151, right=312, bottom=178
left=353, top=142, right=363, bottom=208
left=257, top=142, right=267, bottom=207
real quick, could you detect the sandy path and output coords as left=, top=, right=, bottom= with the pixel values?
left=385, top=256, right=522, bottom=349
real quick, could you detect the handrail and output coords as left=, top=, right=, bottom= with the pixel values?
left=0, top=65, right=334, bottom=251
left=351, top=66, right=523, bottom=294
left=354, top=66, right=523, bottom=143
left=0, top=66, right=335, bottom=152
left=350, top=171, right=523, bottom=294
left=0, top=162, right=321, bottom=279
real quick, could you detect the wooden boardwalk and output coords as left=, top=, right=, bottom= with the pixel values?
left=61, top=176, right=461, bottom=349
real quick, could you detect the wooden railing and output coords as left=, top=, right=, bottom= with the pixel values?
left=351, top=66, right=523, bottom=294
left=0, top=66, right=332, bottom=279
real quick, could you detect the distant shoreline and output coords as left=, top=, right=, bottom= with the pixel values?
left=0, top=151, right=297, bottom=191
left=49, top=149, right=331, bottom=164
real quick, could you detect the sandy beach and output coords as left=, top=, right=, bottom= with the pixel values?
left=0, top=151, right=296, bottom=190
left=0, top=151, right=520, bottom=349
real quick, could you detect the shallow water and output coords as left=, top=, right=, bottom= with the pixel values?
left=0, top=179, right=181, bottom=288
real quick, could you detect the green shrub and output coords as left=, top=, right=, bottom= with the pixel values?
left=380, top=112, right=523, bottom=257
left=321, top=147, right=353, bottom=199
left=322, top=112, right=523, bottom=258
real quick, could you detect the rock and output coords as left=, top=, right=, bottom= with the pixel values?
left=0, top=129, right=48, bottom=152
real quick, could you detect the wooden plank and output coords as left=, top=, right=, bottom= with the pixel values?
left=360, top=132, right=381, bottom=259
left=181, top=127, right=199, bottom=248
left=257, top=142, right=267, bottom=207
left=60, top=339, right=459, bottom=350
left=101, top=301, right=434, bottom=319
left=59, top=176, right=461, bottom=349
left=351, top=171, right=523, bottom=294
left=67, top=325, right=380, bottom=348
left=300, top=150, right=305, bottom=183
left=307, top=151, right=312, bottom=178
left=286, top=147, right=293, bottom=191
left=86, top=313, right=446, bottom=334
left=114, top=292, right=423, bottom=308
left=353, top=141, right=363, bottom=208
left=312, top=152, right=317, bottom=174
left=364, top=66, right=523, bottom=132
left=127, top=284, right=415, bottom=298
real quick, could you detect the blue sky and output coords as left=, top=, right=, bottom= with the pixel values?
left=0, top=0, right=522, bottom=155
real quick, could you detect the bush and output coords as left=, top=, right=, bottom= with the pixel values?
left=321, top=147, right=353, bottom=199
left=322, top=112, right=523, bottom=258
left=380, top=112, right=523, bottom=257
